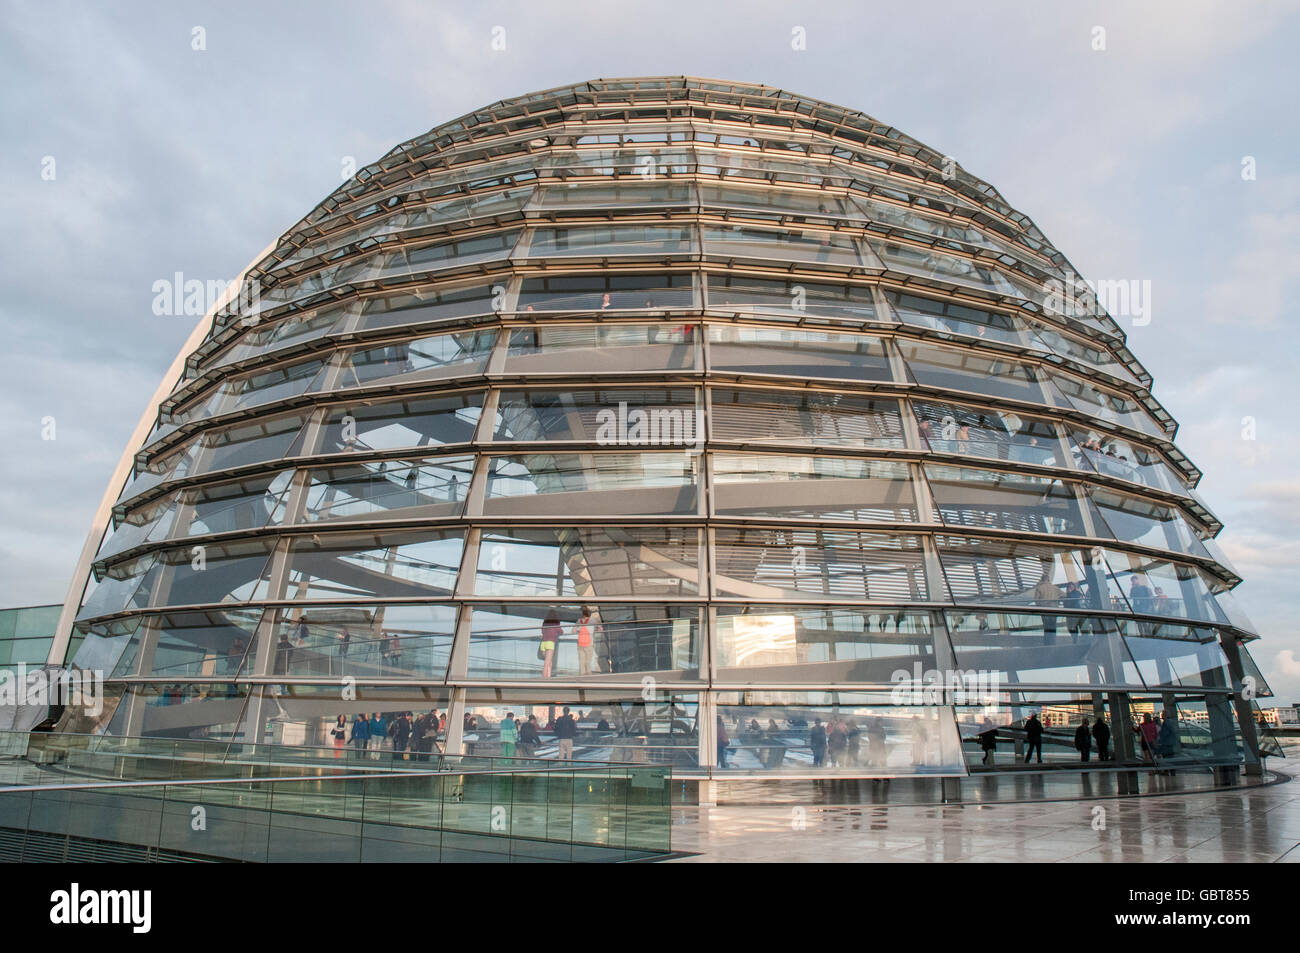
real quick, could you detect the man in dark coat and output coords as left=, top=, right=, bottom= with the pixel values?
left=1024, top=713, right=1044, bottom=764
left=1092, top=717, right=1111, bottom=760
left=1074, top=718, right=1092, bottom=762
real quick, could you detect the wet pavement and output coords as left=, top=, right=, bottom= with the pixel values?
left=667, top=756, right=1300, bottom=862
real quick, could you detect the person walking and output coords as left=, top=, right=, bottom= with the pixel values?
left=716, top=715, right=730, bottom=769
left=1092, top=716, right=1110, bottom=761
left=1074, top=717, right=1091, bottom=762
left=350, top=713, right=370, bottom=756
left=410, top=712, right=430, bottom=762
left=1024, top=712, right=1044, bottom=764
left=554, top=706, right=577, bottom=761
left=977, top=718, right=997, bottom=765
left=500, top=711, right=518, bottom=757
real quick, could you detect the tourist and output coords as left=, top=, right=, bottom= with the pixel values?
left=330, top=715, right=347, bottom=758
left=1136, top=713, right=1158, bottom=763
left=576, top=605, right=596, bottom=675
left=715, top=715, right=730, bottom=769
left=978, top=718, right=997, bottom=765
left=390, top=711, right=411, bottom=760
left=540, top=611, right=561, bottom=678
left=350, top=713, right=370, bottom=755
left=809, top=718, right=827, bottom=767
left=554, top=707, right=577, bottom=761
left=500, top=711, right=518, bottom=757
left=1024, top=712, right=1044, bottom=764
left=1074, top=717, right=1091, bottom=763
left=1092, top=716, right=1110, bottom=760
left=519, top=715, right=541, bottom=757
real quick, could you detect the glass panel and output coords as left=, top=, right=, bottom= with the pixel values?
left=267, top=604, right=456, bottom=680
left=104, top=684, right=251, bottom=741
left=913, top=398, right=1064, bottom=467
left=711, top=389, right=905, bottom=447
left=493, top=388, right=700, bottom=445
left=354, top=283, right=500, bottom=333
left=898, top=340, right=1046, bottom=404
left=1123, top=629, right=1230, bottom=690
left=703, top=224, right=866, bottom=266
left=142, top=608, right=265, bottom=679
left=1028, top=324, right=1136, bottom=384
left=475, top=527, right=700, bottom=598
left=714, top=606, right=934, bottom=684
left=144, top=540, right=277, bottom=609
left=706, top=274, right=881, bottom=324
left=535, top=182, right=694, bottom=209
left=222, top=357, right=327, bottom=415
left=706, top=326, right=892, bottom=381
left=1068, top=427, right=1189, bottom=496
left=466, top=603, right=701, bottom=680
left=336, top=329, right=496, bottom=388
left=374, top=230, right=519, bottom=278
left=77, top=554, right=158, bottom=620
left=1043, top=369, right=1166, bottom=439
left=712, top=454, right=916, bottom=522
left=462, top=690, right=700, bottom=769
left=517, top=273, right=694, bottom=312
left=887, top=290, right=1027, bottom=346
left=925, top=464, right=1087, bottom=535
left=713, top=529, right=936, bottom=601
left=302, top=456, right=474, bottom=522
left=98, top=494, right=181, bottom=560
left=68, top=616, right=141, bottom=677
left=315, top=393, right=483, bottom=454
left=699, top=185, right=857, bottom=221
left=935, top=536, right=1127, bottom=612
left=505, top=324, right=696, bottom=374
left=714, top=692, right=966, bottom=775
left=874, top=240, right=1020, bottom=295
left=524, top=225, right=694, bottom=257
left=946, top=611, right=1144, bottom=686
left=484, top=453, right=699, bottom=516
left=270, top=530, right=464, bottom=601
left=1085, top=486, right=1211, bottom=559
left=206, top=304, right=348, bottom=372
left=1101, top=550, right=1227, bottom=624
left=171, top=471, right=295, bottom=538
left=192, top=412, right=310, bottom=476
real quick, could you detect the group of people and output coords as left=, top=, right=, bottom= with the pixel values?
left=329, top=710, right=443, bottom=760
left=538, top=606, right=603, bottom=678
left=495, top=707, right=580, bottom=760
left=976, top=711, right=1178, bottom=769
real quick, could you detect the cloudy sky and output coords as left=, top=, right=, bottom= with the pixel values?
left=2, top=1, right=1297, bottom=698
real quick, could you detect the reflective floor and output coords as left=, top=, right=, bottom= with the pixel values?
left=667, top=749, right=1300, bottom=863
